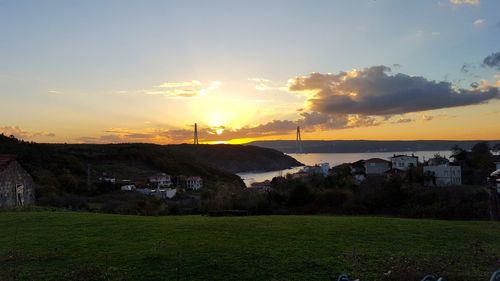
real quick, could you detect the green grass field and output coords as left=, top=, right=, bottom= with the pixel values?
left=1, top=212, right=499, bottom=281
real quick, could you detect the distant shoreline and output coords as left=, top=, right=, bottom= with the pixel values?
left=247, top=140, right=500, bottom=154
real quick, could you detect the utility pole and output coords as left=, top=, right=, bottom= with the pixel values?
left=87, top=163, right=91, bottom=188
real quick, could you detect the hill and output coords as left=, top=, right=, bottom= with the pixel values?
left=0, top=135, right=302, bottom=194
left=248, top=140, right=500, bottom=153
left=1, top=212, right=499, bottom=281
left=165, top=144, right=302, bottom=173
left=0, top=136, right=243, bottom=191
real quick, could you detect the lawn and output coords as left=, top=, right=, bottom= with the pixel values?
left=0, top=212, right=499, bottom=281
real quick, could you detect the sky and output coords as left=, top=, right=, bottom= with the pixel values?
left=1, top=0, right=500, bottom=144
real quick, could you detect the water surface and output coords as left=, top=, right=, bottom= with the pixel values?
left=237, top=150, right=451, bottom=186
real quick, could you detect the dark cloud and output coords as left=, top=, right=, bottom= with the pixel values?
left=470, top=82, right=479, bottom=88
left=288, top=65, right=500, bottom=116
left=483, top=52, right=500, bottom=70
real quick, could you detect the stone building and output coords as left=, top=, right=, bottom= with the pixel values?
left=0, top=155, right=35, bottom=208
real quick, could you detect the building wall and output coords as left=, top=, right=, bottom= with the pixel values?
left=391, top=156, right=418, bottom=171
left=423, top=165, right=462, bottom=187
left=187, top=180, right=202, bottom=190
left=364, top=162, right=390, bottom=175
left=0, top=161, right=35, bottom=208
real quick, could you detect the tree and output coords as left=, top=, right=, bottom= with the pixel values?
left=492, top=143, right=500, bottom=154
left=431, top=153, right=448, bottom=165
left=288, top=183, right=314, bottom=207
left=470, top=142, right=493, bottom=173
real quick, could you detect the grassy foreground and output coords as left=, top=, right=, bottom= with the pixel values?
left=0, top=212, right=499, bottom=281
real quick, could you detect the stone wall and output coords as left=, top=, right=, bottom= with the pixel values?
left=0, top=161, right=35, bottom=208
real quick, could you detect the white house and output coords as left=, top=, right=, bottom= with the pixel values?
left=391, top=155, right=418, bottom=171
left=491, top=169, right=500, bottom=192
left=99, top=176, right=116, bottom=183
left=149, top=173, right=172, bottom=187
left=120, top=184, right=136, bottom=191
left=423, top=161, right=462, bottom=187
left=249, top=180, right=272, bottom=191
left=494, top=155, right=500, bottom=170
left=364, top=158, right=391, bottom=175
left=186, top=176, right=203, bottom=191
left=302, top=163, right=330, bottom=176
left=162, top=188, right=177, bottom=199
left=136, top=187, right=177, bottom=199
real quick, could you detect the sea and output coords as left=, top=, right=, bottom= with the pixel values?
left=237, top=150, right=451, bottom=187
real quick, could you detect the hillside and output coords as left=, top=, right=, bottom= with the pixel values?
left=165, top=144, right=303, bottom=173
left=0, top=135, right=302, bottom=193
left=1, top=212, right=499, bottom=281
left=248, top=140, right=500, bottom=153
left=0, top=136, right=244, bottom=192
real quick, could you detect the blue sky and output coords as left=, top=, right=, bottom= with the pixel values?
left=1, top=0, right=499, bottom=143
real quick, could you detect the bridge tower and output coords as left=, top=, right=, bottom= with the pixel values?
left=296, top=126, right=303, bottom=153
left=194, top=123, right=199, bottom=145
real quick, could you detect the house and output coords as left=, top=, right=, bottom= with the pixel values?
left=137, top=187, right=177, bottom=199
left=186, top=176, right=203, bottom=191
left=0, top=155, right=35, bottom=208
left=161, top=188, right=177, bottom=199
left=423, top=158, right=462, bottom=187
left=391, top=154, right=418, bottom=171
left=490, top=169, right=500, bottom=192
left=121, top=184, right=136, bottom=191
left=494, top=155, right=500, bottom=170
left=350, top=160, right=366, bottom=183
left=302, top=163, right=330, bottom=176
left=319, top=163, right=330, bottom=176
left=99, top=173, right=116, bottom=183
left=384, top=168, right=406, bottom=179
left=249, top=180, right=272, bottom=191
left=364, top=158, right=391, bottom=175
left=149, top=173, right=172, bottom=187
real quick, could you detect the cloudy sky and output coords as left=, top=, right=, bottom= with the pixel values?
left=1, top=0, right=500, bottom=144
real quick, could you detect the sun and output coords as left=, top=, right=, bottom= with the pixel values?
left=205, top=111, right=233, bottom=128
left=215, top=128, right=224, bottom=135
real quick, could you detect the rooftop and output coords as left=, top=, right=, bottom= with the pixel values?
left=0, top=155, right=16, bottom=173
left=365, top=158, right=390, bottom=163
left=392, top=154, right=418, bottom=159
